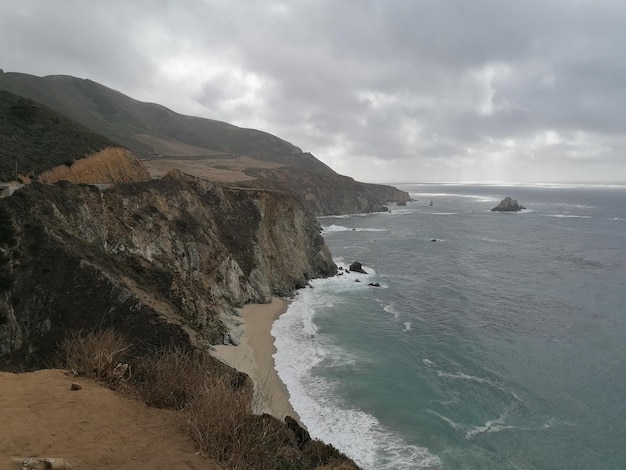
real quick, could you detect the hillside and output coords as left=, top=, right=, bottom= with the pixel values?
left=0, top=89, right=117, bottom=181
left=0, top=71, right=314, bottom=168
left=0, top=71, right=410, bottom=214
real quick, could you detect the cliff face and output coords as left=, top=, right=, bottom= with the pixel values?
left=0, top=171, right=336, bottom=370
left=38, top=147, right=151, bottom=184
left=242, top=167, right=411, bottom=215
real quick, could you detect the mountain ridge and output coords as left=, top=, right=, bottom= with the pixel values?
left=0, top=71, right=410, bottom=214
left=0, top=72, right=306, bottom=163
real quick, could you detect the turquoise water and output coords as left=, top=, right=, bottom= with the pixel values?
left=273, top=183, right=626, bottom=469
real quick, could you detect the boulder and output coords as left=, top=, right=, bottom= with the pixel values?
left=349, top=261, right=368, bottom=274
left=14, top=457, right=73, bottom=469
left=491, top=197, right=526, bottom=212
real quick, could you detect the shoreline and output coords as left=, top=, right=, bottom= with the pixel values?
left=212, top=297, right=299, bottom=422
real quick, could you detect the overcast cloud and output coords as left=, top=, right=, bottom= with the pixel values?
left=1, top=0, right=625, bottom=183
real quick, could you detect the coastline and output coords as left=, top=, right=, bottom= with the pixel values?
left=212, top=297, right=298, bottom=421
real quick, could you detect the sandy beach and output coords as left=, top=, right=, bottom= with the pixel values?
left=212, top=297, right=298, bottom=421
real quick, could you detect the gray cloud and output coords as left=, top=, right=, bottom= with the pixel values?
left=1, top=0, right=625, bottom=182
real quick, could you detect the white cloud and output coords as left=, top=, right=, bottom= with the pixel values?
left=1, top=0, right=625, bottom=182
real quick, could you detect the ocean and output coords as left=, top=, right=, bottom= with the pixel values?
left=272, top=183, right=626, bottom=470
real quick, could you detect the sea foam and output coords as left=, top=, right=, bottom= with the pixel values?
left=322, top=224, right=388, bottom=233
left=272, top=276, right=441, bottom=469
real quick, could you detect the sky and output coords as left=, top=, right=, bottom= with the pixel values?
left=1, top=0, right=625, bottom=184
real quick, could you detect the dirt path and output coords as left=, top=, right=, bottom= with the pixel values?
left=0, top=369, right=221, bottom=470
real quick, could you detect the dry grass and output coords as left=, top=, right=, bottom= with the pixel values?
left=59, top=329, right=359, bottom=470
left=39, top=147, right=150, bottom=184
left=59, top=328, right=131, bottom=385
left=131, top=346, right=211, bottom=409
left=183, top=375, right=251, bottom=463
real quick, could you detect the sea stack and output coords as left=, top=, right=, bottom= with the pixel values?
left=349, top=261, right=368, bottom=274
left=491, top=197, right=526, bottom=212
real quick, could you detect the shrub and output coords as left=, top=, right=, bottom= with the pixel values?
left=302, top=440, right=360, bottom=469
left=59, top=328, right=131, bottom=386
left=183, top=382, right=305, bottom=470
left=57, top=331, right=359, bottom=469
left=131, top=347, right=211, bottom=409
left=0, top=273, right=11, bottom=291
left=183, top=374, right=250, bottom=461
left=0, top=206, right=15, bottom=246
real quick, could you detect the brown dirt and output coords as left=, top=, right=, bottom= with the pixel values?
left=142, top=156, right=283, bottom=183
left=133, top=134, right=229, bottom=158
left=0, top=369, right=221, bottom=470
left=38, top=147, right=151, bottom=184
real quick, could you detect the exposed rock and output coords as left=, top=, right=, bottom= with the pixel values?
left=240, top=167, right=411, bottom=216
left=0, top=170, right=337, bottom=370
left=349, top=261, right=367, bottom=274
left=368, top=282, right=381, bottom=287
left=70, top=382, right=82, bottom=390
left=491, top=197, right=526, bottom=212
left=15, top=457, right=73, bottom=469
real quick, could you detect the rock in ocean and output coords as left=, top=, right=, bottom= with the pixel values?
left=491, top=197, right=526, bottom=212
left=349, top=261, right=368, bottom=274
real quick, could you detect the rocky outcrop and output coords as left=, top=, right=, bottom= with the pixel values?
left=491, top=197, right=526, bottom=212
left=38, top=147, right=151, bottom=184
left=349, top=261, right=367, bottom=274
left=241, top=167, right=411, bottom=216
left=0, top=170, right=336, bottom=370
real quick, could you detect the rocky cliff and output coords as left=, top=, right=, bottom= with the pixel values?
left=241, top=167, right=411, bottom=215
left=0, top=171, right=336, bottom=370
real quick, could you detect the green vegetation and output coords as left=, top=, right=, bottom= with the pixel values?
left=0, top=72, right=317, bottom=170
left=60, top=329, right=359, bottom=470
left=0, top=205, right=14, bottom=291
left=0, top=205, right=15, bottom=246
left=0, top=89, right=116, bottom=181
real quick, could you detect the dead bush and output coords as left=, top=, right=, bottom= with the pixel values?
left=59, top=328, right=131, bottom=386
left=131, top=347, right=210, bottom=409
left=183, top=377, right=303, bottom=470
left=183, top=374, right=249, bottom=461
left=59, top=332, right=359, bottom=469
left=302, top=439, right=360, bottom=469
left=315, top=464, right=361, bottom=470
